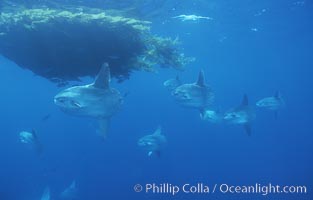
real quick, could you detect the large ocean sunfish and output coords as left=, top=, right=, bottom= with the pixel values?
left=171, top=70, right=214, bottom=111
left=224, top=95, right=256, bottom=135
left=54, top=63, right=123, bottom=138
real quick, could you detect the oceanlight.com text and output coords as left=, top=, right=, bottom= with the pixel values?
left=134, top=183, right=307, bottom=196
left=219, top=183, right=307, bottom=196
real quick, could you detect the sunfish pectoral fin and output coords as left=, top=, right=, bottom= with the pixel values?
left=93, top=63, right=111, bottom=89
left=199, top=108, right=206, bottom=119
left=241, top=94, right=249, bottom=106
left=199, top=112, right=204, bottom=120
left=98, top=118, right=110, bottom=139
left=72, top=101, right=82, bottom=108
left=244, top=123, right=251, bottom=136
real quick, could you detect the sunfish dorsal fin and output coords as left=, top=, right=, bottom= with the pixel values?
left=93, top=63, right=111, bottom=89
left=196, top=70, right=205, bottom=87
left=70, top=180, right=76, bottom=189
left=274, top=91, right=280, bottom=99
left=241, top=94, right=249, bottom=106
left=153, top=126, right=162, bottom=135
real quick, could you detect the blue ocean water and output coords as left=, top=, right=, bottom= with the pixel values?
left=0, top=0, right=312, bottom=199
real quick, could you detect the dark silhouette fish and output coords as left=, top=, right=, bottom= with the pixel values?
left=19, top=129, right=43, bottom=155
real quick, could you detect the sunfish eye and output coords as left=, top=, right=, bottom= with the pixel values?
left=57, top=97, right=66, bottom=103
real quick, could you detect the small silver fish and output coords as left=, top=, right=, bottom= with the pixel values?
left=163, top=75, right=182, bottom=91
left=138, top=126, right=167, bottom=157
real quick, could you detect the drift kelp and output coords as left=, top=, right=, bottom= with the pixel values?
left=0, top=6, right=192, bottom=85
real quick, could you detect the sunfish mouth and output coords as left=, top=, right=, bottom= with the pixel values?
left=54, top=96, right=66, bottom=106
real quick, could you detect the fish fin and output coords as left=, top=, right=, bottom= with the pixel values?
left=70, top=180, right=76, bottom=189
left=241, top=94, right=249, bottom=106
left=98, top=118, right=110, bottom=139
left=148, top=151, right=153, bottom=156
left=155, top=151, right=161, bottom=158
left=244, top=124, right=252, bottom=136
left=199, top=108, right=205, bottom=120
left=31, top=129, right=43, bottom=155
left=93, top=63, right=110, bottom=89
left=274, top=91, right=281, bottom=99
left=196, top=70, right=205, bottom=87
left=41, top=186, right=50, bottom=200
left=153, top=126, right=162, bottom=135
left=31, top=129, right=37, bottom=139
left=199, top=112, right=204, bottom=120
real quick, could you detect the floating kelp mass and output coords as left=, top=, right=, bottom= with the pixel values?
left=0, top=6, right=193, bottom=85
